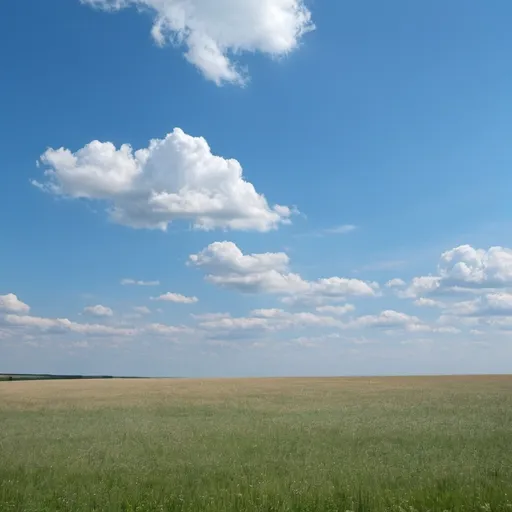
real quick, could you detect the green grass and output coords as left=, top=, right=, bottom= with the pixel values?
left=1, top=376, right=511, bottom=511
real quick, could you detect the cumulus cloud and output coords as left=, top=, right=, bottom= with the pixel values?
left=81, top=0, right=314, bottom=85
left=35, top=128, right=291, bottom=232
left=344, top=308, right=462, bottom=335
left=145, top=323, right=192, bottom=335
left=385, top=278, right=406, bottom=288
left=4, top=314, right=134, bottom=336
left=447, top=292, right=512, bottom=317
left=83, top=304, right=114, bottom=317
left=152, top=292, right=198, bottom=304
left=315, top=304, right=355, bottom=316
left=438, top=245, right=512, bottom=288
left=0, top=293, right=30, bottom=313
left=121, top=279, right=160, bottom=286
left=189, top=241, right=378, bottom=303
left=413, top=298, right=443, bottom=308
left=399, top=276, right=441, bottom=298
left=199, top=308, right=343, bottom=332
left=403, top=245, right=512, bottom=300
left=4, top=313, right=192, bottom=339
left=200, top=315, right=270, bottom=331
left=350, top=310, right=425, bottom=332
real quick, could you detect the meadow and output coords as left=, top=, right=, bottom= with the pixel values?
left=1, top=375, right=511, bottom=512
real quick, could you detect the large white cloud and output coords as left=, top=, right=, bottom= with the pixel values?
left=82, top=0, right=314, bottom=85
left=189, top=241, right=379, bottom=302
left=35, top=128, right=291, bottom=232
left=0, top=293, right=30, bottom=313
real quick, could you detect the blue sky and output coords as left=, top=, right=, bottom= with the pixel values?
left=1, top=0, right=512, bottom=377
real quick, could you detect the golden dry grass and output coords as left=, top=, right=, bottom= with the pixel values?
left=1, top=374, right=511, bottom=409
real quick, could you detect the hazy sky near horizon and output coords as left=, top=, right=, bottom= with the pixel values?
left=2, top=0, right=512, bottom=377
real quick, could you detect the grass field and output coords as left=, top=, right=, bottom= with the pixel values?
left=1, top=376, right=511, bottom=512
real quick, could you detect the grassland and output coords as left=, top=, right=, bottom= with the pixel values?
left=1, top=376, right=511, bottom=512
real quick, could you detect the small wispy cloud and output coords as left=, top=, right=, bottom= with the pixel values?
left=133, top=306, right=151, bottom=315
left=295, top=224, right=357, bottom=238
left=323, top=224, right=357, bottom=235
left=121, top=279, right=160, bottom=286
left=151, top=292, right=199, bottom=304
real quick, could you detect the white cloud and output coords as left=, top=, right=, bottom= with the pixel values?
left=133, top=306, right=151, bottom=315
left=385, top=278, right=406, bottom=288
left=82, top=0, right=314, bottom=85
left=200, top=316, right=270, bottom=331
left=199, top=308, right=343, bottom=332
left=4, top=314, right=135, bottom=336
left=400, top=276, right=441, bottom=298
left=83, top=304, right=114, bottom=317
left=252, top=309, right=342, bottom=327
left=448, top=292, right=512, bottom=317
left=189, top=241, right=379, bottom=303
left=438, top=245, right=512, bottom=288
left=413, top=298, right=443, bottom=308
left=0, top=293, right=30, bottom=313
left=403, top=245, right=512, bottom=300
left=152, top=292, right=198, bottom=304
left=121, top=279, right=160, bottom=286
left=4, top=313, right=191, bottom=338
left=145, top=323, right=192, bottom=335
left=350, top=310, right=424, bottom=332
left=35, top=128, right=291, bottom=232
left=315, top=304, right=355, bottom=316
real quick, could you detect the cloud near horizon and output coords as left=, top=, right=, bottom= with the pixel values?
left=3, top=244, right=512, bottom=353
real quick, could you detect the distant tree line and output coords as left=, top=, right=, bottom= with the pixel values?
left=0, top=374, right=114, bottom=382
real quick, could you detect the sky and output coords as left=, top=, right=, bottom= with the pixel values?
left=2, top=0, right=512, bottom=377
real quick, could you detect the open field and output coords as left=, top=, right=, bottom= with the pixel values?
left=1, top=376, right=511, bottom=511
